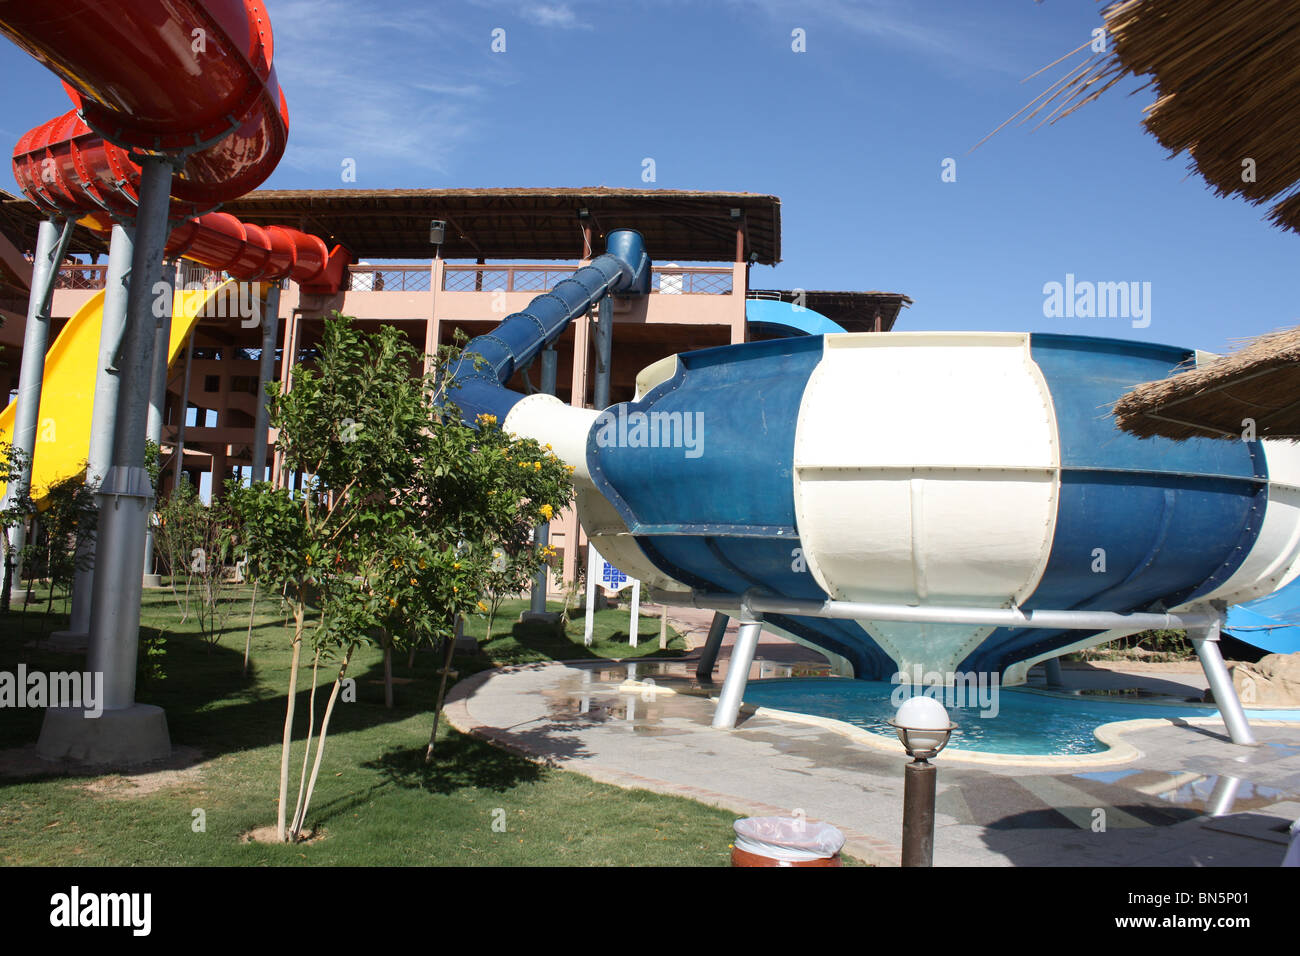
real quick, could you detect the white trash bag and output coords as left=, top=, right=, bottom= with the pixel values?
left=733, top=816, right=845, bottom=863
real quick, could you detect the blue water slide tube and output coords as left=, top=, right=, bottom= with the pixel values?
left=745, top=298, right=844, bottom=338
left=445, top=229, right=651, bottom=423
left=1225, top=578, right=1300, bottom=655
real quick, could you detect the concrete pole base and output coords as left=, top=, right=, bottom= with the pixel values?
left=519, top=610, right=562, bottom=625
left=141, top=573, right=164, bottom=589
left=37, top=703, right=171, bottom=766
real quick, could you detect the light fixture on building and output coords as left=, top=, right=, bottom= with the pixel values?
left=577, top=207, right=590, bottom=220
left=429, top=219, right=446, bottom=256
left=730, top=207, right=741, bottom=219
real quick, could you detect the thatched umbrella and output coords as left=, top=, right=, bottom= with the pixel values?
left=1113, top=327, right=1300, bottom=440
left=1001, top=1, right=1300, bottom=440
left=1021, top=0, right=1300, bottom=234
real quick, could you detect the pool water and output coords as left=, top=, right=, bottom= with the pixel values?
left=740, top=678, right=1300, bottom=756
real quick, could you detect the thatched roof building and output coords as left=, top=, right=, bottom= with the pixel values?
left=1113, top=327, right=1300, bottom=440
left=1029, top=0, right=1300, bottom=234
left=1027, top=0, right=1300, bottom=440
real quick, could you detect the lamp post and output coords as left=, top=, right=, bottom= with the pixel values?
left=889, top=696, right=956, bottom=867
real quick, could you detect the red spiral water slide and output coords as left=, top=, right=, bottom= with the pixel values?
left=2, top=0, right=351, bottom=291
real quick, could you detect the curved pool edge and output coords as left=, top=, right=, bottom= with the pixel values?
left=616, top=678, right=1298, bottom=768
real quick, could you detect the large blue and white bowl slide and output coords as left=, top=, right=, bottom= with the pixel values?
left=448, top=230, right=1300, bottom=685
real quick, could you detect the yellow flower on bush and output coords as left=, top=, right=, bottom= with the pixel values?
left=305, top=554, right=313, bottom=566
left=453, top=561, right=461, bottom=570
left=477, top=601, right=488, bottom=612
left=476, top=413, right=498, bottom=427
left=418, top=558, right=426, bottom=569
left=410, top=577, right=418, bottom=586
left=388, top=597, right=398, bottom=607
left=533, top=461, right=541, bottom=471
left=539, top=504, right=554, bottom=521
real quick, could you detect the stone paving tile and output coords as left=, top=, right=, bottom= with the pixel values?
left=444, top=660, right=1300, bottom=867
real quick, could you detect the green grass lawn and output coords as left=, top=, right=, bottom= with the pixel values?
left=0, top=582, right=744, bottom=866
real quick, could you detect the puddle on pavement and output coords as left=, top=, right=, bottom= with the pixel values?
left=540, top=660, right=712, bottom=735
left=1072, top=769, right=1296, bottom=816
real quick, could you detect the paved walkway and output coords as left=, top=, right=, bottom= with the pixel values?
left=446, top=634, right=1300, bottom=866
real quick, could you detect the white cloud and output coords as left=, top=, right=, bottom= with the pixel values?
left=733, top=0, right=1022, bottom=75
left=261, top=0, right=504, bottom=180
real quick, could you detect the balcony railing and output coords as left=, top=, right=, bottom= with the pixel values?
left=54, top=261, right=736, bottom=296
left=442, top=263, right=733, bottom=295
left=347, top=264, right=430, bottom=292
left=56, top=263, right=289, bottom=291
left=55, top=264, right=107, bottom=290
left=442, top=265, right=575, bottom=293
left=652, top=266, right=733, bottom=295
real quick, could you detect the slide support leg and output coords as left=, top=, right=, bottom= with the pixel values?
left=1191, top=618, right=1256, bottom=746
left=712, top=600, right=761, bottom=730
left=696, top=611, right=729, bottom=686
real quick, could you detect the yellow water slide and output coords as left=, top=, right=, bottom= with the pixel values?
left=1, top=283, right=229, bottom=503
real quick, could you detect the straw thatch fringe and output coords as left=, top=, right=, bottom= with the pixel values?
left=1113, top=326, right=1300, bottom=441
left=1004, top=0, right=1300, bottom=234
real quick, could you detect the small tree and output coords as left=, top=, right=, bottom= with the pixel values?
left=228, top=315, right=575, bottom=840
left=22, top=474, right=97, bottom=624
left=154, top=478, right=205, bottom=623
left=228, top=315, right=438, bottom=842
left=0, top=443, right=34, bottom=612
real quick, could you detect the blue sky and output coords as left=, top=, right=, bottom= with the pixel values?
left=2, top=0, right=1295, bottom=354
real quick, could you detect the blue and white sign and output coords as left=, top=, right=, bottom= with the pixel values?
left=585, top=544, right=641, bottom=647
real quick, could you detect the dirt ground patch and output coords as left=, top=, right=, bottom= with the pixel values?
left=79, top=763, right=206, bottom=800
left=240, top=824, right=326, bottom=845
left=0, top=744, right=206, bottom=787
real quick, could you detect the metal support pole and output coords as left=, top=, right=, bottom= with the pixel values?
left=87, top=156, right=173, bottom=713
left=629, top=579, right=640, bottom=647
left=902, top=759, right=938, bottom=867
left=1190, top=619, right=1257, bottom=746
left=141, top=260, right=176, bottom=585
left=712, top=605, right=761, bottom=730
left=4, top=216, right=74, bottom=596
left=593, top=297, right=613, bottom=410
left=697, top=611, right=729, bottom=685
left=529, top=346, right=558, bottom=614
left=64, top=223, right=135, bottom=635
left=583, top=545, right=598, bottom=647
left=249, top=283, right=281, bottom=482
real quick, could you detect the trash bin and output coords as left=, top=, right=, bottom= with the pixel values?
left=731, top=816, right=845, bottom=867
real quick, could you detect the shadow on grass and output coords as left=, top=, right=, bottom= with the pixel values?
left=0, top=619, right=466, bottom=781
left=482, top=614, right=685, bottom=666
left=361, top=734, right=545, bottom=797
left=0, top=595, right=677, bottom=784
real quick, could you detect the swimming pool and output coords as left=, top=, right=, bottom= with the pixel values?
left=740, top=678, right=1300, bottom=756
